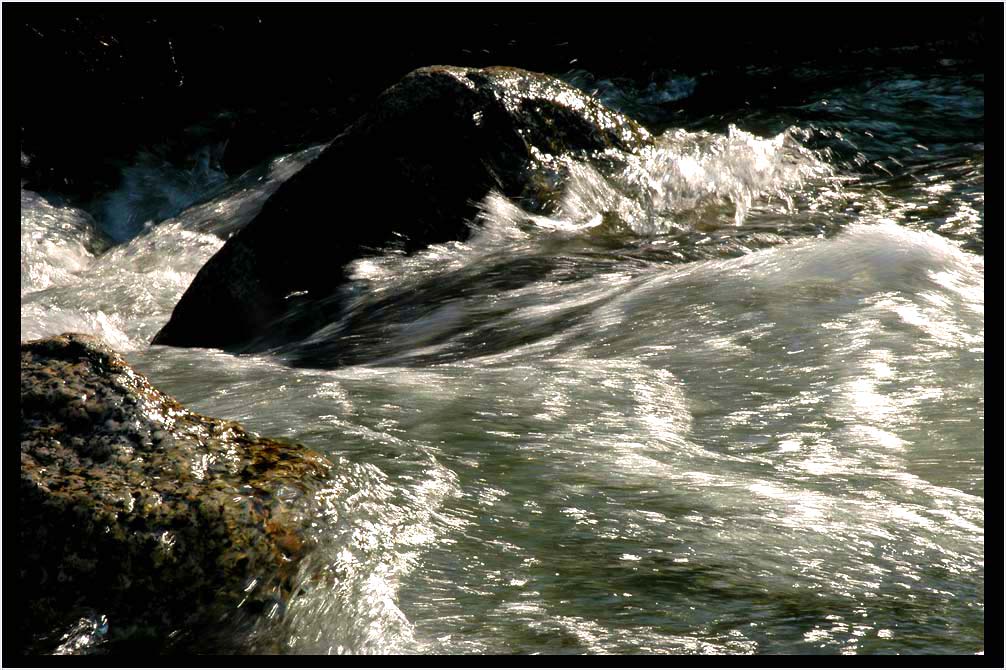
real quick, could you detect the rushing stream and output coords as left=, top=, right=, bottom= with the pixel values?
left=20, top=55, right=983, bottom=655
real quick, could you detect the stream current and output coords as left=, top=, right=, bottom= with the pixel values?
left=20, top=57, right=984, bottom=655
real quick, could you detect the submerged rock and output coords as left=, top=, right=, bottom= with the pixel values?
left=18, top=334, right=333, bottom=654
left=152, top=65, right=651, bottom=351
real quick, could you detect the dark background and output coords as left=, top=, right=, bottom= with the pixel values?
left=12, top=4, right=988, bottom=204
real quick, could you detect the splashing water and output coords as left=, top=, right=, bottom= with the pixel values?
left=21, top=61, right=983, bottom=655
left=20, top=190, right=108, bottom=297
left=554, top=125, right=834, bottom=233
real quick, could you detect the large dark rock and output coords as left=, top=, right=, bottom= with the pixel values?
left=18, top=334, right=334, bottom=655
left=152, top=65, right=651, bottom=351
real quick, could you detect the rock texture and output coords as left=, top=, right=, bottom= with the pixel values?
left=18, top=334, right=333, bottom=654
left=152, top=65, right=651, bottom=351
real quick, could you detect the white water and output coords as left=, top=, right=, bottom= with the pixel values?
left=21, top=118, right=984, bottom=654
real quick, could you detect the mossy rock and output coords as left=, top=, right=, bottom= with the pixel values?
left=18, top=333, right=333, bottom=654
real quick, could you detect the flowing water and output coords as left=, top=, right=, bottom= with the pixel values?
left=20, top=57, right=984, bottom=655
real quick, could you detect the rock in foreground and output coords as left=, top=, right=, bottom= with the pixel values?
left=18, top=334, right=333, bottom=655
left=152, top=65, right=650, bottom=351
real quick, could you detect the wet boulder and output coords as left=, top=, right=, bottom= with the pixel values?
left=18, top=334, right=333, bottom=654
left=152, top=65, right=651, bottom=351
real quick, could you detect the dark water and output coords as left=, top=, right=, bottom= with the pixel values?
left=19, top=23, right=984, bottom=656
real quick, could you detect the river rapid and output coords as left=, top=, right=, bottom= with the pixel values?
left=20, top=54, right=983, bottom=655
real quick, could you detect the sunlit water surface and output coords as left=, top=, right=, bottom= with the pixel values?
left=21, top=60, right=983, bottom=655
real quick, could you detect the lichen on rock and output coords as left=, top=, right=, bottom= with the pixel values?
left=18, top=333, right=334, bottom=654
